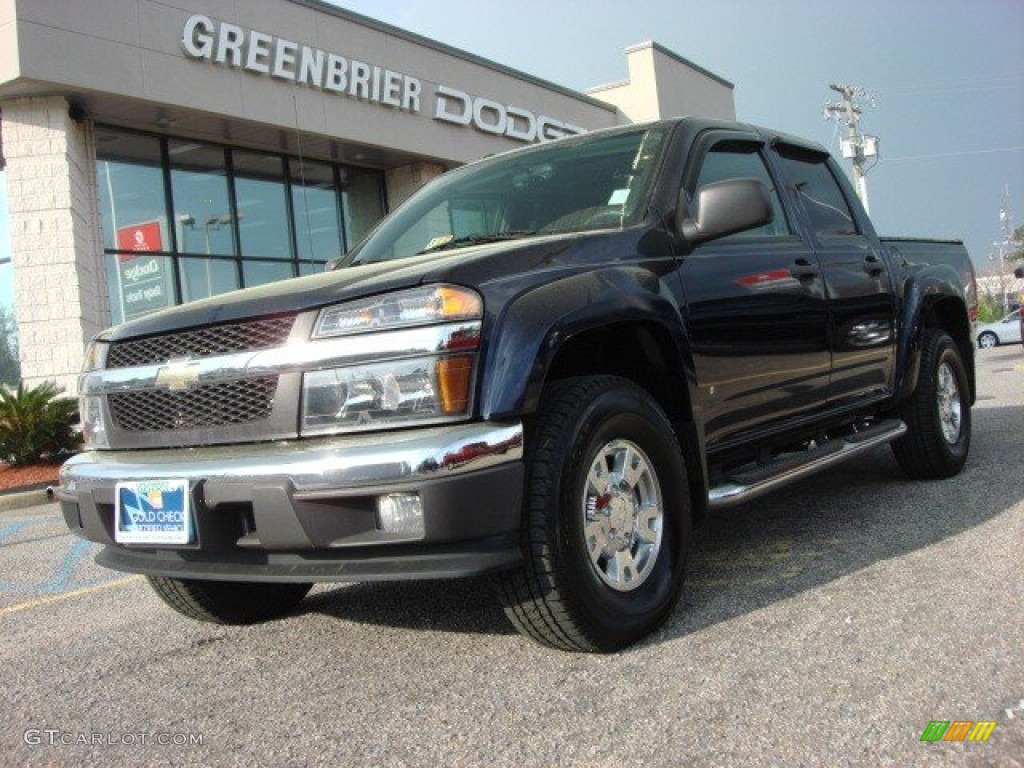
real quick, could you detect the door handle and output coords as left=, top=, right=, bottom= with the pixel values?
left=790, top=258, right=819, bottom=280
left=863, top=254, right=886, bottom=277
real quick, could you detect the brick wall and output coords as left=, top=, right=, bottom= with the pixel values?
left=3, top=96, right=108, bottom=395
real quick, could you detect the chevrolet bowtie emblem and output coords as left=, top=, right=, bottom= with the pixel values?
left=154, top=360, right=202, bottom=391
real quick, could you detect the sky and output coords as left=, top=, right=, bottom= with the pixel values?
left=332, top=0, right=1024, bottom=274
left=1, top=0, right=1022, bottom=313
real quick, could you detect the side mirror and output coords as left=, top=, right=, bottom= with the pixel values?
left=677, top=178, right=773, bottom=245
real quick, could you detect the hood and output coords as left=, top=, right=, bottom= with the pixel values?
left=103, top=229, right=646, bottom=342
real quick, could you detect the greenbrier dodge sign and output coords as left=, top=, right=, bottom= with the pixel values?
left=181, top=14, right=586, bottom=143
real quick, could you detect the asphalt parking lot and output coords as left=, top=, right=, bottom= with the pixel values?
left=1, top=346, right=1021, bottom=767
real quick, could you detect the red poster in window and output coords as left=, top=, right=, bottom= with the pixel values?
left=116, top=220, right=163, bottom=260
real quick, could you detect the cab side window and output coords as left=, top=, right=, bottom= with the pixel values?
left=691, top=141, right=790, bottom=240
left=774, top=146, right=858, bottom=238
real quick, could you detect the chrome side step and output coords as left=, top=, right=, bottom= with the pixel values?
left=707, top=420, right=907, bottom=510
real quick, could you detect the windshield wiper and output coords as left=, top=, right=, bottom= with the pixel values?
left=416, top=230, right=536, bottom=254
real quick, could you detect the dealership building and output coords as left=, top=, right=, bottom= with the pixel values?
left=0, top=0, right=734, bottom=394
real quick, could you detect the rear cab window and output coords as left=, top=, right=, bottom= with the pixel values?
left=773, top=145, right=859, bottom=240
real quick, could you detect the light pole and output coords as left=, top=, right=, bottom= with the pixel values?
left=202, top=214, right=234, bottom=298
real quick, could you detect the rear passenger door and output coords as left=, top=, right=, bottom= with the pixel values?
left=679, top=133, right=830, bottom=447
left=771, top=145, right=896, bottom=405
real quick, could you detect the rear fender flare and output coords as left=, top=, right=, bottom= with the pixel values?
left=895, top=268, right=973, bottom=403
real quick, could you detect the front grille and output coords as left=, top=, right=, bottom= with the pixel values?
left=109, top=377, right=278, bottom=431
left=107, top=316, right=296, bottom=368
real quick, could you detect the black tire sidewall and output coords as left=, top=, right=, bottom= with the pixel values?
left=549, top=385, right=689, bottom=646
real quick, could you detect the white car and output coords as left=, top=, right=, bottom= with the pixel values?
left=976, top=311, right=1023, bottom=348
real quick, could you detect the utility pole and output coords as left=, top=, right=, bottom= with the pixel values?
left=824, top=84, right=878, bottom=213
left=996, top=185, right=1015, bottom=311
left=999, top=185, right=1014, bottom=246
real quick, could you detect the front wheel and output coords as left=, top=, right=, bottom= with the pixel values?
left=977, top=331, right=998, bottom=349
left=891, top=329, right=971, bottom=479
left=495, top=376, right=690, bottom=652
left=147, top=576, right=312, bottom=624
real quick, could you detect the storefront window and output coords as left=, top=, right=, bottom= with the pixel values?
left=107, top=253, right=177, bottom=324
left=169, top=141, right=236, bottom=257
left=97, top=134, right=167, bottom=251
left=96, top=132, right=175, bottom=324
left=177, top=257, right=235, bottom=304
left=234, top=151, right=291, bottom=263
left=242, top=259, right=295, bottom=288
left=290, top=158, right=342, bottom=266
left=94, top=126, right=386, bottom=322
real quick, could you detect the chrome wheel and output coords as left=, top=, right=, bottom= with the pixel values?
left=978, top=333, right=997, bottom=349
left=936, top=361, right=962, bottom=444
left=582, top=439, right=663, bottom=592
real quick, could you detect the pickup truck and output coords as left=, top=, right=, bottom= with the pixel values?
left=59, top=117, right=976, bottom=652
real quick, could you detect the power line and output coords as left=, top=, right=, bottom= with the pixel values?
left=868, top=72, right=1024, bottom=95
left=883, top=146, right=1024, bottom=163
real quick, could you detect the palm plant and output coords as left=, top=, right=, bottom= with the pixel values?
left=0, top=382, right=81, bottom=465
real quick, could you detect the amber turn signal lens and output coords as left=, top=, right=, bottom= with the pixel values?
left=436, top=356, right=474, bottom=414
left=436, top=286, right=483, bottom=320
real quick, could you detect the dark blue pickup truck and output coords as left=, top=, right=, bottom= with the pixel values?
left=59, top=118, right=977, bottom=651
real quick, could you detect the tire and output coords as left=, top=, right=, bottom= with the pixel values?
left=977, top=331, right=998, bottom=349
left=146, top=576, right=312, bottom=625
left=495, top=376, right=690, bottom=652
left=891, top=329, right=971, bottom=479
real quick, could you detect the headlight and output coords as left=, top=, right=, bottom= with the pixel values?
left=82, top=339, right=109, bottom=372
left=80, top=339, right=110, bottom=448
left=314, top=285, right=482, bottom=338
left=304, top=285, right=482, bottom=435
left=301, top=355, right=475, bottom=435
left=80, top=395, right=109, bottom=449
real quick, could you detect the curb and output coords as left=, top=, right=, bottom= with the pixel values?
left=0, top=487, right=57, bottom=513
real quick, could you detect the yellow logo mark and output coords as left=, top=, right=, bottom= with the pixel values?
left=154, top=361, right=201, bottom=391
left=968, top=721, right=997, bottom=742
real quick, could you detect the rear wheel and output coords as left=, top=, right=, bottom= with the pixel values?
left=891, top=329, right=971, bottom=479
left=147, top=576, right=312, bottom=624
left=495, top=376, right=690, bottom=652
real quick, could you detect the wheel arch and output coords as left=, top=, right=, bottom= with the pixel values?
left=479, top=269, right=708, bottom=522
left=895, top=272, right=976, bottom=406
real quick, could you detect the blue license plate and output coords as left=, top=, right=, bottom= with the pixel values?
left=114, top=479, right=192, bottom=545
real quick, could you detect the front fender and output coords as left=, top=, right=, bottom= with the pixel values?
left=479, top=266, right=688, bottom=420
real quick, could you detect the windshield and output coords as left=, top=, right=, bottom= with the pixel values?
left=344, top=125, right=670, bottom=266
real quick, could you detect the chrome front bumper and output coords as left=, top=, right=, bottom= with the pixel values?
left=60, top=421, right=523, bottom=493
left=58, top=422, right=525, bottom=580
